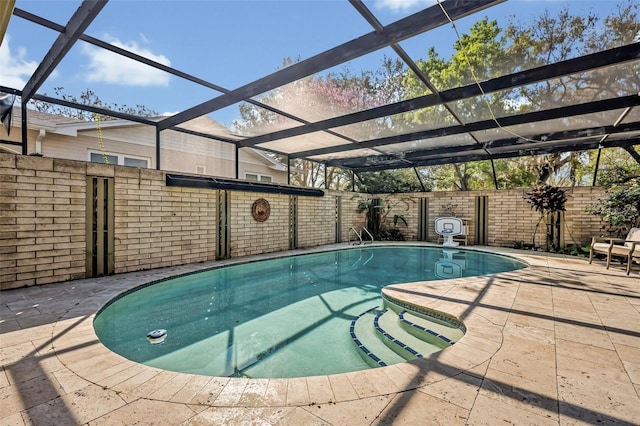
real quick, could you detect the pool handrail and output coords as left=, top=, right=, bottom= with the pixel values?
left=349, top=227, right=374, bottom=245
left=349, top=227, right=362, bottom=245
left=362, top=228, right=374, bottom=244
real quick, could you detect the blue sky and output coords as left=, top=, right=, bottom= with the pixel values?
left=0, top=0, right=623, bottom=127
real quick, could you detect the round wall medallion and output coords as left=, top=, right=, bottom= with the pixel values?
left=251, top=198, right=270, bottom=222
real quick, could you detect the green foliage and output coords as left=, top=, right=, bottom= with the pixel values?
left=492, top=158, right=540, bottom=188
left=374, top=228, right=406, bottom=241
left=524, top=185, right=568, bottom=214
left=31, top=87, right=158, bottom=120
left=357, top=170, right=424, bottom=193
left=554, top=243, right=592, bottom=258
left=596, top=157, right=640, bottom=187
left=587, top=175, right=640, bottom=237
left=402, top=4, right=639, bottom=191
left=353, top=195, right=415, bottom=241
left=524, top=185, right=568, bottom=251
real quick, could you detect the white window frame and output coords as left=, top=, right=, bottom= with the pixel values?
left=245, top=172, right=272, bottom=183
left=88, top=150, right=150, bottom=168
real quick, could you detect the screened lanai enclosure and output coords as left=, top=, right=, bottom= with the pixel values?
left=0, top=0, right=638, bottom=192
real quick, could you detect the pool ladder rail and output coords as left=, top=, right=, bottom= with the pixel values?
left=349, top=227, right=374, bottom=245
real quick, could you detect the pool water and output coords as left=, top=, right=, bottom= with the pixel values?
left=93, top=246, right=525, bottom=378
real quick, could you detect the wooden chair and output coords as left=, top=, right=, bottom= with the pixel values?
left=589, top=227, right=640, bottom=275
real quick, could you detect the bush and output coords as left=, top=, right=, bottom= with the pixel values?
left=587, top=176, right=640, bottom=237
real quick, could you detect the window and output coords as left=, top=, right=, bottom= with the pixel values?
left=89, top=151, right=149, bottom=168
left=90, top=153, right=118, bottom=165
left=245, top=173, right=272, bottom=183
left=196, top=165, right=206, bottom=174
left=124, top=157, right=148, bottom=168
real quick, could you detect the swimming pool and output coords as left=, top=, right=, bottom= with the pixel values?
left=93, top=246, right=525, bottom=378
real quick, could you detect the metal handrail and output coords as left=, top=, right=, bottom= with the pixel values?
left=361, top=250, right=374, bottom=266
left=352, top=249, right=374, bottom=267
left=362, top=227, right=374, bottom=244
left=349, top=227, right=362, bottom=245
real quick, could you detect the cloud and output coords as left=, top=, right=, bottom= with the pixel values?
left=82, top=36, right=171, bottom=87
left=374, top=0, right=436, bottom=13
left=0, top=34, right=39, bottom=89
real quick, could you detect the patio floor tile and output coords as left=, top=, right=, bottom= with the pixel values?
left=1, top=244, right=638, bottom=425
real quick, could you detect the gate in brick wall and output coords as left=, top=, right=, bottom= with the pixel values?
left=335, top=196, right=342, bottom=243
left=417, top=198, right=429, bottom=241
left=289, top=195, right=298, bottom=249
left=85, top=176, right=114, bottom=277
left=216, top=190, right=230, bottom=259
left=475, top=196, right=489, bottom=245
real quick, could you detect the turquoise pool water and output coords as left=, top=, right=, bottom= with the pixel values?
left=93, top=246, right=525, bottom=378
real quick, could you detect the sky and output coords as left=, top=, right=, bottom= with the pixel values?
left=0, top=0, right=626, bottom=128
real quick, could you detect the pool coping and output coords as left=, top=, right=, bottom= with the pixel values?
left=2, top=242, right=639, bottom=425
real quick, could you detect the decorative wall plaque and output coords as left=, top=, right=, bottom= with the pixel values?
left=251, top=198, right=270, bottom=222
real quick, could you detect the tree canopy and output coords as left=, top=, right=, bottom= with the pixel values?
left=230, top=2, right=638, bottom=192
left=401, top=1, right=639, bottom=191
left=36, top=3, right=638, bottom=193
left=31, top=87, right=159, bottom=120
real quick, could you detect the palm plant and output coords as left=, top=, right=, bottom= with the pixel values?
left=354, top=195, right=414, bottom=240
left=524, top=184, right=568, bottom=250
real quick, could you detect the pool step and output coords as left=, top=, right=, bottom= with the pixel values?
left=350, top=305, right=465, bottom=367
left=398, top=310, right=465, bottom=346
left=350, top=307, right=406, bottom=368
left=375, top=309, right=448, bottom=360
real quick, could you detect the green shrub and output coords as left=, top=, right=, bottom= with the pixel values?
left=587, top=177, right=640, bottom=237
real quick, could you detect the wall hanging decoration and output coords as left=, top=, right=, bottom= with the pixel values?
left=251, top=198, right=270, bottom=222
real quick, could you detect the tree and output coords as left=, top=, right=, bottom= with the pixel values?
left=401, top=18, right=518, bottom=190
left=504, top=1, right=640, bottom=186
left=586, top=148, right=640, bottom=237
left=358, top=169, right=424, bottom=193
left=402, top=4, right=639, bottom=190
left=354, top=194, right=415, bottom=240
left=233, top=57, right=410, bottom=189
left=30, top=87, right=159, bottom=120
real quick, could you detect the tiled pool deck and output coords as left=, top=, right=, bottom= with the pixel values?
left=1, top=244, right=639, bottom=425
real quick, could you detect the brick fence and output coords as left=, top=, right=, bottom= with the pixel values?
left=0, top=153, right=607, bottom=290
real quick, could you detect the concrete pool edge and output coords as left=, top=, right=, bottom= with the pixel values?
left=3, top=243, right=639, bottom=424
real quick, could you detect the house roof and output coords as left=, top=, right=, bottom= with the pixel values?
left=4, top=106, right=286, bottom=170
left=1, top=0, right=638, bottom=174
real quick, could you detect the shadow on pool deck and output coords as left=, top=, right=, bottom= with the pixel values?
left=1, top=244, right=639, bottom=425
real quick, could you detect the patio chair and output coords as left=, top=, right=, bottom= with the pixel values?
left=589, top=227, right=640, bottom=275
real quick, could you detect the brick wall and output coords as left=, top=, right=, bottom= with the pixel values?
left=1, top=154, right=218, bottom=290
left=112, top=166, right=217, bottom=273
left=338, top=192, right=366, bottom=243
left=229, top=192, right=290, bottom=257
left=1, top=155, right=86, bottom=289
left=297, top=193, right=336, bottom=248
left=1, top=153, right=608, bottom=290
left=385, top=187, right=606, bottom=248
